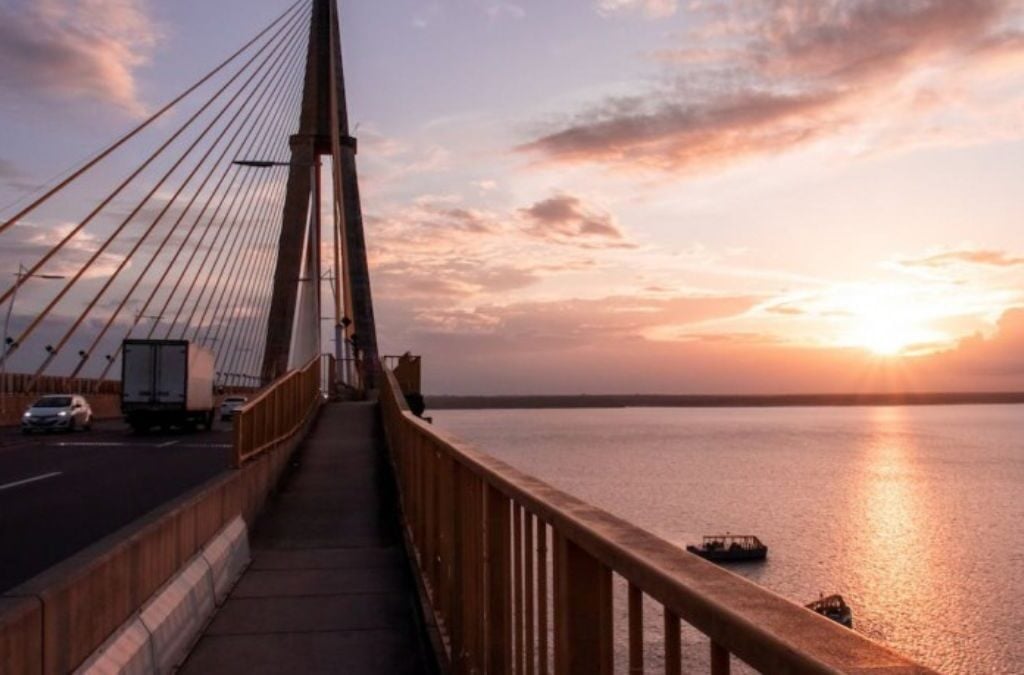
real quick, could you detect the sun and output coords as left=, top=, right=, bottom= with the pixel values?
left=836, top=285, right=943, bottom=357
left=849, top=315, right=924, bottom=356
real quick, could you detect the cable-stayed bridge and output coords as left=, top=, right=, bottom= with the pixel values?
left=0, top=2, right=934, bottom=674
left=0, top=0, right=372, bottom=395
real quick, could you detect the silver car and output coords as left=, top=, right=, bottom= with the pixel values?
left=219, top=396, right=248, bottom=421
left=22, top=394, right=93, bottom=433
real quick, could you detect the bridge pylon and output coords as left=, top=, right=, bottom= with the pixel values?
left=261, top=0, right=379, bottom=389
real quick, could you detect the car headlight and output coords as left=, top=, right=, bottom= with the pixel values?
left=58, top=411, right=68, bottom=417
left=23, top=412, right=31, bottom=418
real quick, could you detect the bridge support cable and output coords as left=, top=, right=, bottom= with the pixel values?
left=0, top=3, right=306, bottom=318
left=152, top=55, right=305, bottom=345
left=188, top=165, right=293, bottom=347
left=0, top=6, right=309, bottom=376
left=148, top=162, right=271, bottom=340
left=31, top=16, right=310, bottom=384
left=89, top=46, right=309, bottom=385
left=64, top=28, right=309, bottom=380
left=201, top=179, right=291, bottom=374
left=157, top=133, right=291, bottom=340
left=193, top=167, right=289, bottom=352
left=90, top=82, right=301, bottom=386
left=0, top=0, right=308, bottom=239
left=214, top=186, right=292, bottom=384
left=169, top=164, right=284, bottom=342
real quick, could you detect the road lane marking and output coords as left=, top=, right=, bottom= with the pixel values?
left=0, top=471, right=62, bottom=492
left=53, top=442, right=130, bottom=447
left=181, top=443, right=232, bottom=448
left=157, top=440, right=179, bottom=448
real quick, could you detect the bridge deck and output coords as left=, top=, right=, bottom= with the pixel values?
left=180, top=402, right=434, bottom=674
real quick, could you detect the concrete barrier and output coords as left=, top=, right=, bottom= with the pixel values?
left=74, top=619, right=153, bottom=675
left=72, top=517, right=251, bottom=675
left=140, top=555, right=216, bottom=674
left=201, top=517, right=249, bottom=604
left=0, top=408, right=317, bottom=674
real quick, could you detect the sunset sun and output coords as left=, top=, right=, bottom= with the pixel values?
left=834, top=286, right=945, bottom=357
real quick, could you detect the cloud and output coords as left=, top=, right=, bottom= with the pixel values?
left=596, top=0, right=678, bottom=19
left=0, top=221, right=124, bottom=280
left=900, top=249, right=1024, bottom=268
left=519, top=194, right=636, bottom=248
left=408, top=302, right=1024, bottom=395
left=0, top=158, right=41, bottom=193
left=412, top=293, right=761, bottom=342
left=523, top=0, right=1024, bottom=171
left=936, top=307, right=1024, bottom=376
left=0, top=0, right=161, bottom=115
left=481, top=1, right=526, bottom=20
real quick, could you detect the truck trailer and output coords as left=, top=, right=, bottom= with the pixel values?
left=121, top=339, right=215, bottom=432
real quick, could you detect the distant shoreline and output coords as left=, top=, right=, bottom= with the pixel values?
left=427, top=392, right=1024, bottom=410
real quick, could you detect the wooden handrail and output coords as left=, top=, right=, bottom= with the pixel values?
left=232, top=355, right=324, bottom=468
left=379, top=367, right=935, bottom=674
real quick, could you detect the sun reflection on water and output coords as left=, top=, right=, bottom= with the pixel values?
left=851, top=406, right=938, bottom=650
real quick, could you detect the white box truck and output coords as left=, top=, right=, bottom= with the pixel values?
left=121, top=339, right=215, bottom=432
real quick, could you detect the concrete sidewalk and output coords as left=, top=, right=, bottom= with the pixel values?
left=180, top=402, right=434, bottom=674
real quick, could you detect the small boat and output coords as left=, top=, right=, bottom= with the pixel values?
left=805, top=594, right=853, bottom=628
left=686, top=535, right=767, bottom=562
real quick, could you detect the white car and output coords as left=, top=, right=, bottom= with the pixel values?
left=219, top=396, right=248, bottom=421
left=22, top=394, right=93, bottom=433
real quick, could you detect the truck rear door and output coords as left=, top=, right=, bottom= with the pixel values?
left=123, top=343, right=155, bottom=403
left=156, top=343, right=188, bottom=404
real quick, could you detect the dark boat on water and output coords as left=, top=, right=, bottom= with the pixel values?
left=686, top=535, right=767, bottom=562
left=805, top=594, right=854, bottom=628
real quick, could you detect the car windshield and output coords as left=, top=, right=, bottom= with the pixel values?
left=34, top=397, right=72, bottom=408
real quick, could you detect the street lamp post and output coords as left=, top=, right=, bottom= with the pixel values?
left=1, top=264, right=67, bottom=417
left=233, top=158, right=339, bottom=370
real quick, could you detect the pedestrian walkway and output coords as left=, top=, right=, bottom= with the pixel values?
left=180, top=402, right=435, bottom=674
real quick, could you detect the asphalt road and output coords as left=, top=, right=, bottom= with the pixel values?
left=0, top=419, right=234, bottom=592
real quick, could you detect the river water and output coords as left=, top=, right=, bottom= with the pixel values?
left=433, top=404, right=1024, bottom=674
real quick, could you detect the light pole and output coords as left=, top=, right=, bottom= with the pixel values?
left=1, top=265, right=67, bottom=417
left=233, top=158, right=337, bottom=369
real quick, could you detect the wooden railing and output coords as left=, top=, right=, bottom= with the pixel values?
left=232, top=356, right=324, bottom=468
left=379, top=367, right=935, bottom=674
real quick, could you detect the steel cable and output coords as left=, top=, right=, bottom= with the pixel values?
left=31, top=13, right=309, bottom=381
left=0, top=0, right=307, bottom=237
left=65, top=22, right=309, bottom=380
left=0, top=5, right=307, bottom=370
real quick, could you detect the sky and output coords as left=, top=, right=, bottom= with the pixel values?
left=2, top=0, right=1024, bottom=394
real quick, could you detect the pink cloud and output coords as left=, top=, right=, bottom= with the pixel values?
left=0, top=0, right=161, bottom=115
left=522, top=0, right=1024, bottom=171
left=519, top=194, right=636, bottom=249
left=900, top=249, right=1024, bottom=268
left=596, top=0, right=677, bottom=19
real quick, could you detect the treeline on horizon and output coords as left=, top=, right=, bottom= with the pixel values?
left=426, top=392, right=1024, bottom=410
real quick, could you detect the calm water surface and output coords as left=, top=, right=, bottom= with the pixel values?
left=434, top=405, right=1024, bottom=674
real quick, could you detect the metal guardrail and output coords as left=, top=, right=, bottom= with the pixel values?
left=379, top=367, right=935, bottom=674
left=232, top=356, right=325, bottom=468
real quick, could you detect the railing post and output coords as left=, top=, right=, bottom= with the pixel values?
left=486, top=485, right=512, bottom=674
left=711, top=641, right=730, bottom=675
left=554, top=534, right=612, bottom=675
left=628, top=583, right=643, bottom=675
